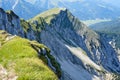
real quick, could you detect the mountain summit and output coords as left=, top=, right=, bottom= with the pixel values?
left=0, top=8, right=120, bottom=80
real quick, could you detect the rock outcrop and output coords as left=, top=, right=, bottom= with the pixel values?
left=0, top=64, right=18, bottom=80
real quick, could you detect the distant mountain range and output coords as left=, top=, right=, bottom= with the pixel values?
left=1, top=0, right=120, bottom=20
left=0, top=0, right=41, bottom=19
left=90, top=18, right=120, bottom=34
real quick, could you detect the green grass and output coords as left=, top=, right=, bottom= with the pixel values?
left=30, top=8, right=66, bottom=24
left=0, top=30, right=10, bottom=45
left=20, top=19, right=30, bottom=33
left=46, top=53, right=61, bottom=78
left=0, top=31, right=58, bottom=80
left=30, top=41, right=62, bottom=78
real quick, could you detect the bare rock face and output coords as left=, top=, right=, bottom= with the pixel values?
left=38, top=9, right=120, bottom=80
left=0, top=8, right=24, bottom=37
left=0, top=65, right=7, bottom=79
left=0, top=65, right=18, bottom=80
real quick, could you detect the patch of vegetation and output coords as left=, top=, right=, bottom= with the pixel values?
left=0, top=31, right=58, bottom=80
left=21, top=18, right=43, bottom=36
left=31, top=17, right=46, bottom=31
left=30, top=41, right=62, bottom=78
left=20, top=19, right=30, bottom=33
left=47, top=52, right=61, bottom=78
left=113, top=74, right=120, bottom=80
left=0, top=30, right=9, bottom=45
left=30, top=8, right=66, bottom=24
left=6, top=10, right=19, bottom=18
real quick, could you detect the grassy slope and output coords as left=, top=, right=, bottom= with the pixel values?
left=30, top=8, right=66, bottom=24
left=0, top=30, right=58, bottom=80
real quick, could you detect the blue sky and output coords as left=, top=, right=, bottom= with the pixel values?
left=25, top=0, right=120, bottom=8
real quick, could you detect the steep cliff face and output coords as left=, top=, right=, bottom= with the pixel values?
left=0, top=8, right=120, bottom=80
left=90, top=19, right=120, bottom=61
left=0, top=8, right=24, bottom=37
left=29, top=8, right=120, bottom=80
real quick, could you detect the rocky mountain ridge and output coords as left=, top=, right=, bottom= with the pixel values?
left=0, top=8, right=120, bottom=80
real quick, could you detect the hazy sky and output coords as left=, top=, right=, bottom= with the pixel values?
left=102, top=0, right=120, bottom=7
left=25, top=0, right=120, bottom=8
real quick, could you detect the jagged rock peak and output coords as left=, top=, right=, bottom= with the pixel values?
left=0, top=8, right=19, bottom=19
left=0, top=8, right=5, bottom=12
left=0, top=8, right=24, bottom=37
left=6, top=10, right=19, bottom=18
